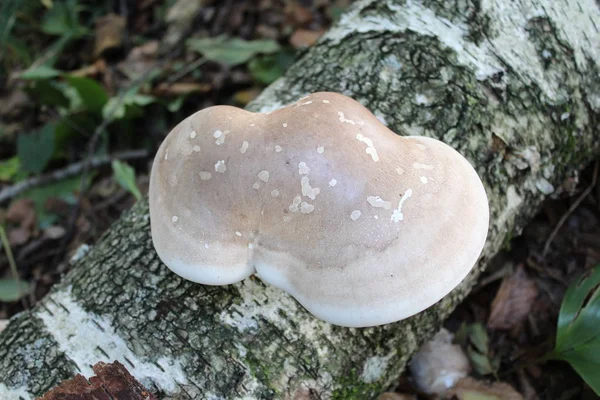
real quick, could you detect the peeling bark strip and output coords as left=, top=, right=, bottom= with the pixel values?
left=39, top=361, right=157, bottom=400
left=0, top=0, right=599, bottom=399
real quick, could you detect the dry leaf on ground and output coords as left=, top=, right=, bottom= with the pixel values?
left=8, top=227, right=30, bottom=246
left=290, top=29, right=325, bottom=48
left=94, top=14, right=127, bottom=58
left=154, top=82, right=212, bottom=97
left=0, top=90, right=30, bottom=120
left=450, top=377, right=524, bottom=400
left=43, top=225, right=66, bottom=240
left=233, top=87, right=263, bottom=105
left=285, top=3, right=314, bottom=24
left=488, top=265, right=539, bottom=330
left=378, top=393, right=416, bottom=400
left=7, top=199, right=36, bottom=229
left=6, top=199, right=36, bottom=245
left=163, top=0, right=204, bottom=48
left=118, top=41, right=160, bottom=78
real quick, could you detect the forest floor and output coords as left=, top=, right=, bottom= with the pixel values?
left=0, top=1, right=598, bottom=399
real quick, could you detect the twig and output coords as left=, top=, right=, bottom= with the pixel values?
left=0, top=149, right=148, bottom=204
left=119, top=0, right=130, bottom=54
left=542, top=161, right=600, bottom=257
left=166, top=57, right=206, bottom=84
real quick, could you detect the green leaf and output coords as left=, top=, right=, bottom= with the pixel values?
left=112, top=160, right=142, bottom=201
left=20, top=65, right=62, bottom=80
left=22, top=175, right=89, bottom=228
left=102, top=96, right=127, bottom=120
left=550, top=264, right=600, bottom=395
left=0, top=278, right=31, bottom=302
left=459, top=323, right=497, bottom=377
left=469, top=323, right=490, bottom=354
left=0, top=157, right=21, bottom=181
left=65, top=76, right=108, bottom=114
left=26, top=79, right=70, bottom=107
left=467, top=347, right=495, bottom=376
left=330, top=5, right=348, bottom=21
left=248, top=56, right=284, bottom=85
left=166, top=96, right=185, bottom=112
left=41, top=34, right=74, bottom=66
left=187, top=36, right=280, bottom=66
left=102, top=89, right=156, bottom=121
left=41, top=0, right=86, bottom=37
left=248, top=50, right=295, bottom=84
left=0, top=0, right=21, bottom=57
left=4, top=35, right=33, bottom=65
left=41, top=2, right=71, bottom=35
left=130, top=94, right=155, bottom=107
left=53, top=114, right=98, bottom=159
left=17, top=123, right=56, bottom=174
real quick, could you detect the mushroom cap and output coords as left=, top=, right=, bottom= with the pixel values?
left=149, top=92, right=489, bottom=327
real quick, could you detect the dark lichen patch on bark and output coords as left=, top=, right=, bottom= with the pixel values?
left=420, top=0, right=497, bottom=44
left=0, top=312, right=76, bottom=396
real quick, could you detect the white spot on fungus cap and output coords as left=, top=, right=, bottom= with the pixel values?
left=149, top=92, right=489, bottom=328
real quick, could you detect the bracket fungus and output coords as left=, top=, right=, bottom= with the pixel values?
left=149, top=92, right=489, bottom=328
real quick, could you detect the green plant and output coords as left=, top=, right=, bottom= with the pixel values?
left=112, top=160, right=142, bottom=201
left=248, top=49, right=295, bottom=85
left=0, top=225, right=31, bottom=302
left=187, top=36, right=280, bottom=67
left=455, top=322, right=500, bottom=378
left=545, top=264, right=600, bottom=394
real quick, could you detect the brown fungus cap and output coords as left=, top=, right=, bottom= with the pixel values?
left=149, top=92, right=489, bottom=328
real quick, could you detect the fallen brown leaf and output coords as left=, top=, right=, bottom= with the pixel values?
left=378, top=393, right=416, bottom=400
left=256, top=24, right=280, bottom=40
left=289, top=29, right=325, bottom=48
left=488, top=265, right=538, bottom=330
left=129, top=40, right=159, bottom=58
left=8, top=226, right=30, bottom=246
left=38, top=360, right=157, bottom=400
left=94, top=13, right=127, bottom=58
left=154, top=82, right=212, bottom=97
left=7, top=199, right=36, bottom=230
left=450, top=377, right=524, bottom=400
left=118, top=41, right=160, bottom=79
left=43, top=225, right=66, bottom=240
left=69, top=59, right=107, bottom=78
left=285, top=3, right=314, bottom=25
left=233, top=87, right=263, bottom=105
left=162, top=0, right=204, bottom=48
left=0, top=90, right=30, bottom=120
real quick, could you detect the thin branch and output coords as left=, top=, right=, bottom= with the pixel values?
left=542, top=161, right=600, bottom=258
left=0, top=149, right=148, bottom=203
left=166, top=57, right=206, bottom=84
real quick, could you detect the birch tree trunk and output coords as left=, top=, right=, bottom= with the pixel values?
left=1, top=0, right=599, bottom=399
